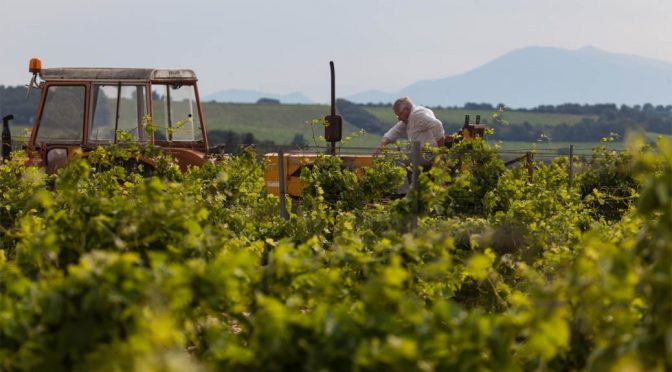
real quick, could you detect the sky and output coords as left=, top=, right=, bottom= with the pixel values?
left=1, top=0, right=671, bottom=102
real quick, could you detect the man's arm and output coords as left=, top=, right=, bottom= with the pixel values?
left=374, top=121, right=406, bottom=155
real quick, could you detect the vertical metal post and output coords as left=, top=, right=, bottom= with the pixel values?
left=526, top=152, right=534, bottom=184
left=411, top=141, right=420, bottom=233
left=114, top=82, right=122, bottom=143
left=136, top=86, right=146, bottom=143
left=278, top=150, right=289, bottom=220
left=328, top=62, right=337, bottom=155
left=329, top=141, right=336, bottom=156
left=568, top=144, right=574, bottom=188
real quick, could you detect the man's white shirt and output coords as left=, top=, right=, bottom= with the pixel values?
left=382, top=105, right=445, bottom=147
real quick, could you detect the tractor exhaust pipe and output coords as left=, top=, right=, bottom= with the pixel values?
left=324, top=61, right=342, bottom=155
left=330, top=61, right=336, bottom=117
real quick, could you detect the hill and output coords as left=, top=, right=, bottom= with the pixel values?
left=202, top=102, right=378, bottom=147
left=347, top=46, right=672, bottom=108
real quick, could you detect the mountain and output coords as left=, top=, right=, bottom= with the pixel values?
left=203, top=89, right=313, bottom=104
left=346, top=46, right=672, bottom=108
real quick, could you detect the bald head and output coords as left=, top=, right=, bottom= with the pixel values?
left=393, top=96, right=414, bottom=123
left=393, top=96, right=413, bottom=113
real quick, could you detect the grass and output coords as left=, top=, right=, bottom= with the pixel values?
left=201, top=102, right=400, bottom=149
left=493, top=141, right=626, bottom=164
left=494, top=140, right=623, bottom=152
left=644, top=131, right=671, bottom=142
left=202, top=102, right=373, bottom=147
left=6, top=124, right=32, bottom=146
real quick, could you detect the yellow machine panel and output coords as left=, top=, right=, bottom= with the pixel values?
left=264, top=152, right=375, bottom=197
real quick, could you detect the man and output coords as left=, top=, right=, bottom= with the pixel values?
left=373, top=96, right=445, bottom=155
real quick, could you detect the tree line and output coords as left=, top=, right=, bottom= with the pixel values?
left=0, top=85, right=40, bottom=123
left=206, top=131, right=307, bottom=151
left=354, top=101, right=671, bottom=142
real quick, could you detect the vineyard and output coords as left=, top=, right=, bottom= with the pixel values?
left=0, top=135, right=670, bottom=371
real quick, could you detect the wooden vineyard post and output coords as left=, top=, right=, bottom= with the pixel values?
left=568, top=144, right=574, bottom=188
left=278, top=150, right=289, bottom=220
left=526, top=151, right=535, bottom=183
left=411, top=141, right=420, bottom=233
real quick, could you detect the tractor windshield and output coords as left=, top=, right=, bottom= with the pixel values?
left=151, top=84, right=203, bottom=142
left=35, top=85, right=86, bottom=144
left=89, top=84, right=149, bottom=143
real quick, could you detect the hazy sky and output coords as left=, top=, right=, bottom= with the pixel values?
left=1, top=0, right=671, bottom=102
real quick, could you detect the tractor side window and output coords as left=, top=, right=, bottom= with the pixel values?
left=151, top=85, right=167, bottom=141
left=90, top=84, right=149, bottom=143
left=90, top=85, right=117, bottom=142
left=36, top=85, right=85, bottom=144
left=169, top=85, right=202, bottom=142
left=150, top=84, right=203, bottom=142
left=119, top=85, right=148, bottom=141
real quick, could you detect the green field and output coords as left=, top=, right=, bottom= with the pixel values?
left=202, top=102, right=388, bottom=148
left=202, top=102, right=602, bottom=149
left=494, top=140, right=623, bottom=153
left=202, top=102, right=374, bottom=147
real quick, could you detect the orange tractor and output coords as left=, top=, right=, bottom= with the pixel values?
left=3, top=58, right=209, bottom=173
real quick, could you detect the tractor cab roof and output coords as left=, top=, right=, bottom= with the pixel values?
left=38, top=68, right=198, bottom=82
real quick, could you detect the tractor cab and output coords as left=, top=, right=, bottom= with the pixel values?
left=23, top=58, right=209, bottom=173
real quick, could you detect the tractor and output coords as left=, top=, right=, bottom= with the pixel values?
left=2, top=58, right=209, bottom=174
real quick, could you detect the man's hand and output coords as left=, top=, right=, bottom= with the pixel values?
left=373, top=138, right=391, bottom=156
left=373, top=145, right=384, bottom=156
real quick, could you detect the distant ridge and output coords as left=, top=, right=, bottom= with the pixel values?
left=203, top=89, right=312, bottom=104
left=346, top=46, right=672, bottom=108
